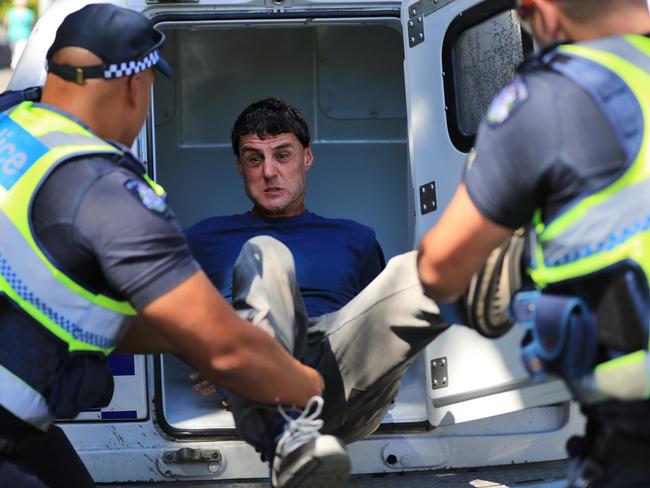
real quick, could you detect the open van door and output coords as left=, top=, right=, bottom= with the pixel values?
left=401, top=0, right=575, bottom=426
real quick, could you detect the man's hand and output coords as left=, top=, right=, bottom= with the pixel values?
left=418, top=184, right=512, bottom=302
left=189, top=371, right=218, bottom=396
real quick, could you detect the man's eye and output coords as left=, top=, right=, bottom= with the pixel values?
left=278, top=153, right=290, bottom=160
left=248, top=156, right=262, bottom=165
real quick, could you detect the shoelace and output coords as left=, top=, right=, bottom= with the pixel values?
left=275, top=395, right=325, bottom=456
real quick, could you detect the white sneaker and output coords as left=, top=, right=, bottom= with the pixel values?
left=271, top=396, right=350, bottom=488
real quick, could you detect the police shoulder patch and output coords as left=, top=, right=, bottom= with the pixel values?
left=486, top=78, right=528, bottom=127
left=124, top=179, right=171, bottom=218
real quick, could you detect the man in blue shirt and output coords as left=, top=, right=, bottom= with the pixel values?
left=186, top=99, right=446, bottom=480
left=186, top=99, right=385, bottom=318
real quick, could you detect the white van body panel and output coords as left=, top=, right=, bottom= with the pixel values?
left=8, top=0, right=584, bottom=482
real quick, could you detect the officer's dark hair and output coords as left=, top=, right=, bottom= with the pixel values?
left=231, top=98, right=311, bottom=157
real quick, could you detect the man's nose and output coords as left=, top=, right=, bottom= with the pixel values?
left=262, top=159, right=277, bottom=179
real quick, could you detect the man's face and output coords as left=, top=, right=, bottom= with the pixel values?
left=236, top=132, right=313, bottom=218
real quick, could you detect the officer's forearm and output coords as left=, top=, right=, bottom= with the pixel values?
left=417, top=244, right=468, bottom=302
left=417, top=184, right=512, bottom=302
left=201, top=323, right=323, bottom=407
left=114, top=318, right=178, bottom=355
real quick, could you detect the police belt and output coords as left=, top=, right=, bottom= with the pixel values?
left=513, top=291, right=598, bottom=381
left=0, top=299, right=115, bottom=419
left=0, top=434, right=42, bottom=458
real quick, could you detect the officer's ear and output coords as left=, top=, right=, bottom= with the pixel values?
left=531, top=0, right=567, bottom=43
left=125, top=74, right=140, bottom=109
left=125, top=72, right=149, bottom=109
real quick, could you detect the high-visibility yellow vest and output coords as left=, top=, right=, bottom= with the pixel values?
left=527, top=35, right=650, bottom=400
left=0, top=101, right=137, bottom=429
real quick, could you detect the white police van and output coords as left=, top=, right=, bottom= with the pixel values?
left=9, top=0, right=583, bottom=483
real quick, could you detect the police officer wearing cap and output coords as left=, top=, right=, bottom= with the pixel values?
left=417, top=0, right=650, bottom=486
left=0, top=4, right=322, bottom=487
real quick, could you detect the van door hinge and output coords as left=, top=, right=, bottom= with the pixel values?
left=430, top=356, right=448, bottom=390
left=408, top=0, right=455, bottom=48
left=419, top=181, right=437, bottom=215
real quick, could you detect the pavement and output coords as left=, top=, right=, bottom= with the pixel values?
left=100, top=461, right=568, bottom=487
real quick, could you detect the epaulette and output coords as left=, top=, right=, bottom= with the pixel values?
left=107, top=140, right=147, bottom=176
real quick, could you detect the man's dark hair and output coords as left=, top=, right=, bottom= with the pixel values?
left=231, top=98, right=311, bottom=157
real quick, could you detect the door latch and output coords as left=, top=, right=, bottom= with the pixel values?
left=157, top=447, right=225, bottom=478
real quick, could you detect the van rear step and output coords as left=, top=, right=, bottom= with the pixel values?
left=101, top=460, right=566, bottom=487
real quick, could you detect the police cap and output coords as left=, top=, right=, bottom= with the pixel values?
left=46, top=3, right=173, bottom=85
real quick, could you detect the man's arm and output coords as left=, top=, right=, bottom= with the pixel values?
left=417, top=184, right=512, bottom=302
left=117, top=270, right=322, bottom=408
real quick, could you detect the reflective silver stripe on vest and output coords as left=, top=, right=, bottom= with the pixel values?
left=38, top=131, right=117, bottom=148
left=541, top=178, right=650, bottom=266
left=0, top=364, right=51, bottom=430
left=580, top=37, right=650, bottom=74
left=0, top=211, right=126, bottom=348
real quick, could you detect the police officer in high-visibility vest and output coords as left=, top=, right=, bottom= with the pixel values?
left=0, top=4, right=333, bottom=487
left=417, top=0, right=650, bottom=485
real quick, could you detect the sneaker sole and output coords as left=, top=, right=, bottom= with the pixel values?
left=276, top=435, right=351, bottom=488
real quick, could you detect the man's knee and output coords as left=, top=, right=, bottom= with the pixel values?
left=236, top=236, right=295, bottom=272
left=384, top=250, right=418, bottom=276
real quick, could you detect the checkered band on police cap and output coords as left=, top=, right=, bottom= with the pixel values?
left=104, top=50, right=161, bottom=79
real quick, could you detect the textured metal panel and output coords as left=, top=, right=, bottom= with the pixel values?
left=454, top=10, right=524, bottom=135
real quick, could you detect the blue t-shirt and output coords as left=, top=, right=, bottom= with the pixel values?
left=185, top=212, right=385, bottom=317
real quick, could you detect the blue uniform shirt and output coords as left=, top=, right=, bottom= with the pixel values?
left=185, top=211, right=385, bottom=317
left=464, top=68, right=627, bottom=229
